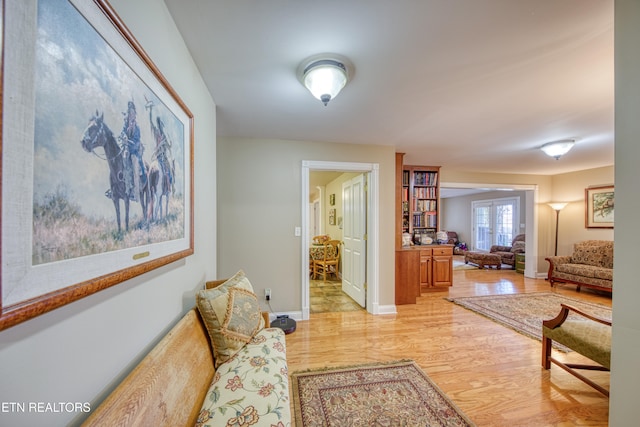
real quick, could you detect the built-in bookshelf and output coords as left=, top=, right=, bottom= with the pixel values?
left=401, top=170, right=410, bottom=234
left=395, top=154, right=442, bottom=248
left=405, top=165, right=440, bottom=243
left=395, top=156, right=451, bottom=302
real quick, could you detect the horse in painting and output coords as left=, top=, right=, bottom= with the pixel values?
left=148, top=158, right=173, bottom=222
left=81, top=111, right=149, bottom=233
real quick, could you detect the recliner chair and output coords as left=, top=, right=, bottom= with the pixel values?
left=489, top=234, right=525, bottom=268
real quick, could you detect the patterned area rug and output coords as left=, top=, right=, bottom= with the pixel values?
left=447, top=292, right=612, bottom=351
left=291, top=360, right=475, bottom=427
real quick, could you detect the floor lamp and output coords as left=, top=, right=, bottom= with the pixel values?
left=548, top=202, right=568, bottom=256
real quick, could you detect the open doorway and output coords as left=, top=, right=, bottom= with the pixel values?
left=301, top=161, right=380, bottom=320
left=308, top=171, right=366, bottom=313
left=440, top=182, right=538, bottom=278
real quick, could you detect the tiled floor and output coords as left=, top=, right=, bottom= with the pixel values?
left=309, top=279, right=364, bottom=313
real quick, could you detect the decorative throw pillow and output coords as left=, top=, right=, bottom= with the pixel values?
left=571, top=244, right=608, bottom=266
left=196, top=270, right=265, bottom=367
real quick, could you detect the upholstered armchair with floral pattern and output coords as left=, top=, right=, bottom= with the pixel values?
left=489, top=234, right=525, bottom=268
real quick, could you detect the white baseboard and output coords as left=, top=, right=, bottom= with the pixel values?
left=377, top=305, right=397, bottom=315
left=267, top=311, right=303, bottom=322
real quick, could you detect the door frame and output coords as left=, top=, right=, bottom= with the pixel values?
left=301, top=161, right=380, bottom=320
left=441, top=182, right=538, bottom=278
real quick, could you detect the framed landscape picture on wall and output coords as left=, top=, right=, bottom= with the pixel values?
left=585, top=185, right=614, bottom=228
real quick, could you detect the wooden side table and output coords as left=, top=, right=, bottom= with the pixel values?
left=515, top=253, right=525, bottom=274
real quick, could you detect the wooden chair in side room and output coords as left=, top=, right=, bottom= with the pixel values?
left=312, top=235, right=330, bottom=245
left=310, top=235, right=330, bottom=276
left=313, top=240, right=341, bottom=281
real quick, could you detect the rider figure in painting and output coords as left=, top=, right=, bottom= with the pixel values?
left=120, top=100, right=146, bottom=201
left=145, top=99, right=174, bottom=193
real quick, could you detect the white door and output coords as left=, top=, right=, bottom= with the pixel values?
left=472, top=202, right=492, bottom=251
left=342, top=174, right=366, bottom=307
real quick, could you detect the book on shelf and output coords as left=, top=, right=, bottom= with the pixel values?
left=414, top=199, right=437, bottom=212
left=425, top=213, right=437, bottom=227
left=413, top=171, right=438, bottom=186
left=413, top=187, right=437, bottom=199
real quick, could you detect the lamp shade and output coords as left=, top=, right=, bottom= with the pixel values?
left=299, top=56, right=350, bottom=106
left=541, top=140, right=575, bottom=159
left=548, top=202, right=568, bottom=211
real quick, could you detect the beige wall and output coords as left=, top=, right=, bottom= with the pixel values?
left=0, top=1, right=218, bottom=425
left=217, top=137, right=396, bottom=310
left=323, top=172, right=360, bottom=241
left=549, top=166, right=614, bottom=255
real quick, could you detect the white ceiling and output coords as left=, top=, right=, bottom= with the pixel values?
left=164, top=0, right=614, bottom=176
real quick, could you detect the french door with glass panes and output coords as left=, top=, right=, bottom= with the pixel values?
left=471, top=197, right=519, bottom=251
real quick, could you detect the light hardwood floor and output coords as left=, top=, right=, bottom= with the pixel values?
left=286, top=267, right=611, bottom=426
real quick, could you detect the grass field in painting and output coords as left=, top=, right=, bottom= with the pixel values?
left=32, top=189, right=184, bottom=265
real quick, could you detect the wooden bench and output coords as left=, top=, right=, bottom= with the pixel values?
left=82, top=277, right=275, bottom=426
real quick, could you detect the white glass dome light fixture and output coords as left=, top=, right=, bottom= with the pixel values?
left=540, top=139, right=576, bottom=160
left=298, top=54, right=352, bottom=106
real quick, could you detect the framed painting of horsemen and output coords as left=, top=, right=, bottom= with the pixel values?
left=0, top=0, right=194, bottom=330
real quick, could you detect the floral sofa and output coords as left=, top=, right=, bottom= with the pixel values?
left=82, top=271, right=290, bottom=427
left=545, top=240, right=613, bottom=293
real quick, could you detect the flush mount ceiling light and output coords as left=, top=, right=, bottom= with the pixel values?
left=540, top=140, right=576, bottom=160
left=298, top=54, right=352, bottom=106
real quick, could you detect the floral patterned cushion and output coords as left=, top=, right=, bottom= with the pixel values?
left=196, top=270, right=265, bottom=367
left=196, top=327, right=291, bottom=427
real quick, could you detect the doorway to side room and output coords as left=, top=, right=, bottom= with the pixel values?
left=309, top=172, right=367, bottom=313
left=302, top=161, right=380, bottom=320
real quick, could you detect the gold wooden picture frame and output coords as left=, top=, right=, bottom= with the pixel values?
left=585, top=185, right=614, bottom=229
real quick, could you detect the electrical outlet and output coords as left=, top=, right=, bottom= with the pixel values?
left=265, top=288, right=271, bottom=300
